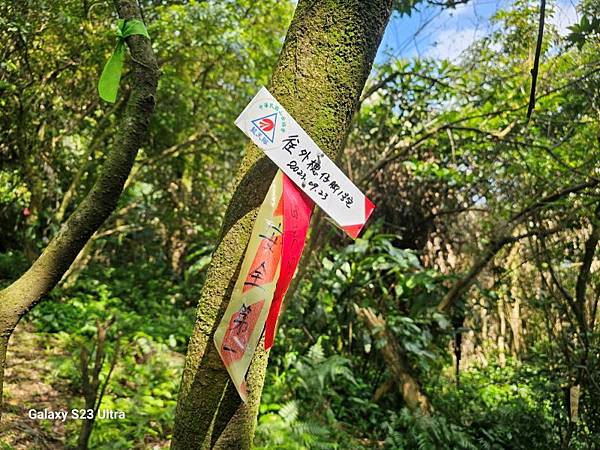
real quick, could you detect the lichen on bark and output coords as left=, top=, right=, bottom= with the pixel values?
left=171, top=1, right=393, bottom=448
left=0, top=0, right=159, bottom=419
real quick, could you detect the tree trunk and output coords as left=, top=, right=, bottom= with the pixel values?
left=509, top=297, right=521, bottom=357
left=498, top=298, right=507, bottom=367
left=171, top=1, right=393, bottom=448
left=0, top=0, right=158, bottom=419
left=54, top=95, right=129, bottom=226
left=211, top=336, right=270, bottom=450
left=0, top=334, right=9, bottom=416
left=356, top=307, right=432, bottom=414
left=61, top=238, right=96, bottom=288
left=507, top=245, right=522, bottom=358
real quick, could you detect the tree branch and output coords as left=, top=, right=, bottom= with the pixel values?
left=576, top=203, right=600, bottom=330
left=527, top=0, right=546, bottom=119
left=437, top=225, right=564, bottom=312
left=0, top=0, right=159, bottom=353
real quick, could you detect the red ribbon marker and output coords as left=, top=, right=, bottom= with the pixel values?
left=264, top=174, right=313, bottom=350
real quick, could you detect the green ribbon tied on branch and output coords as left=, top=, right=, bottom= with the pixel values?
left=98, top=19, right=150, bottom=103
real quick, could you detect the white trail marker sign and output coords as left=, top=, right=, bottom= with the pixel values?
left=235, top=87, right=374, bottom=238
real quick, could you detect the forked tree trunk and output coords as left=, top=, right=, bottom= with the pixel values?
left=0, top=0, right=158, bottom=419
left=171, top=1, right=393, bottom=448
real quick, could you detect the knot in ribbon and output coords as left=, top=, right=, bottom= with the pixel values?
left=98, top=19, right=150, bottom=103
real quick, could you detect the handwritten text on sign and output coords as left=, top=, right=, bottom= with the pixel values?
left=235, top=87, right=374, bottom=238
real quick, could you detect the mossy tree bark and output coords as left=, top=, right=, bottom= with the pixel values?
left=0, top=0, right=159, bottom=419
left=171, top=1, right=393, bottom=448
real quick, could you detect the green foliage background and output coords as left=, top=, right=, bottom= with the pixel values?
left=2, top=0, right=600, bottom=448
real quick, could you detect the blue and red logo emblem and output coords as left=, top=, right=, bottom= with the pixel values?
left=251, top=113, right=278, bottom=144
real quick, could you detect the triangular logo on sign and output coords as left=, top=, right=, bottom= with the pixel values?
left=251, top=113, right=278, bottom=143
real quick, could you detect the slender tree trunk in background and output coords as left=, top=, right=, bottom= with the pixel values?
left=452, top=311, right=464, bottom=388
left=498, top=298, right=506, bottom=367
left=356, top=307, right=432, bottom=414
left=0, top=0, right=158, bottom=419
left=77, top=318, right=120, bottom=450
left=507, top=245, right=522, bottom=358
left=509, top=297, right=521, bottom=357
left=171, top=2, right=393, bottom=448
left=169, top=229, right=189, bottom=279
left=480, top=304, right=490, bottom=367
left=61, top=238, right=97, bottom=288
left=18, top=115, right=44, bottom=263
left=55, top=95, right=130, bottom=226
left=168, top=151, right=195, bottom=279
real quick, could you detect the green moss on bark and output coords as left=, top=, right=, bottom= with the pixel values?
left=171, top=1, right=393, bottom=448
left=0, top=0, right=159, bottom=420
